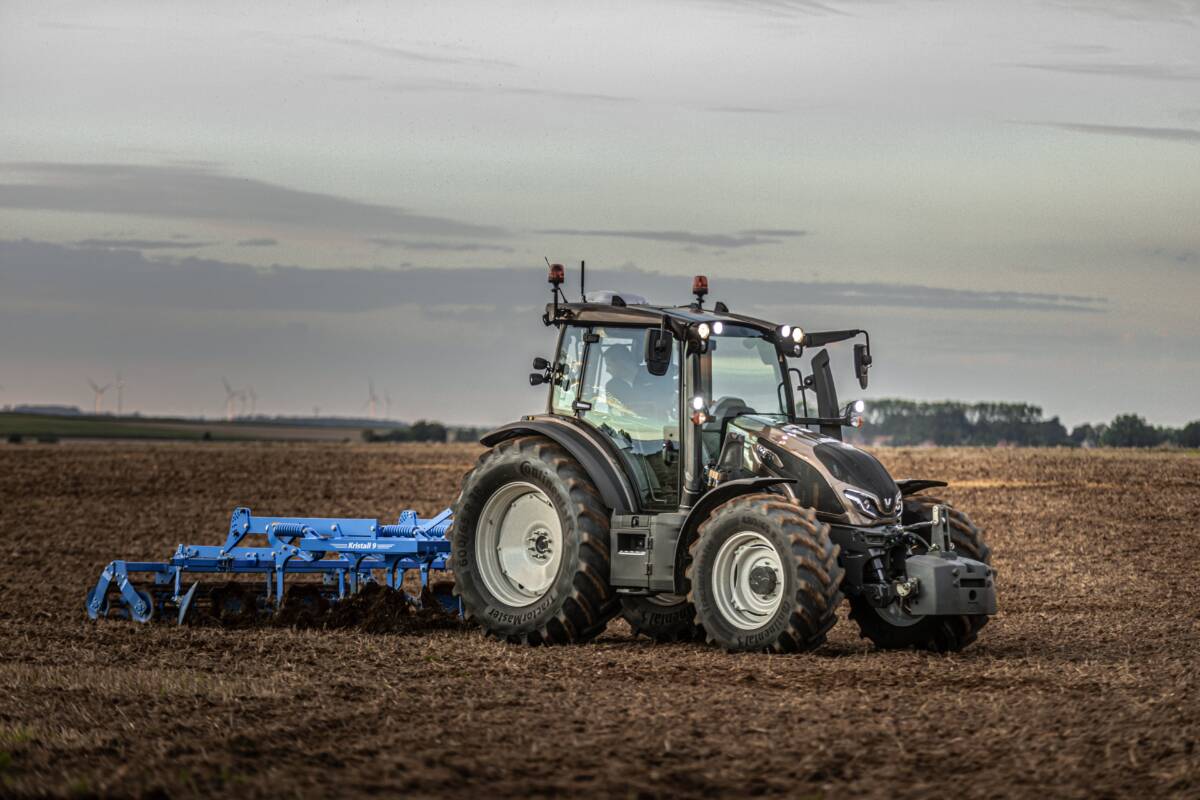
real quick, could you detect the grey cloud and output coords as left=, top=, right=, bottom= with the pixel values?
left=1012, top=62, right=1200, bottom=81
left=319, top=36, right=518, bottom=68
left=0, top=162, right=505, bottom=238
left=705, top=106, right=783, bottom=114
left=40, top=21, right=123, bottom=32
left=740, top=228, right=808, bottom=237
left=367, top=238, right=515, bottom=253
left=71, top=238, right=216, bottom=250
left=537, top=229, right=794, bottom=248
left=1030, top=122, right=1200, bottom=143
left=236, top=238, right=278, bottom=247
left=696, top=1, right=853, bottom=18
left=0, top=240, right=1106, bottom=316
left=1042, top=1, right=1200, bottom=24
left=384, top=77, right=635, bottom=104
left=1047, top=44, right=1117, bottom=55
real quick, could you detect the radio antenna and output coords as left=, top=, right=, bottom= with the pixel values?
left=580, top=260, right=586, bottom=302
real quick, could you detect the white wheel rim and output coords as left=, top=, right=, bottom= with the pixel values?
left=711, top=531, right=786, bottom=630
left=646, top=593, right=686, bottom=607
left=474, top=481, right=563, bottom=608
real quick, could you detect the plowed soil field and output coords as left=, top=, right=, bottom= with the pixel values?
left=1, top=443, right=1197, bottom=799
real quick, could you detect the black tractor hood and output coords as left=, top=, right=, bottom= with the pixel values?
left=811, top=440, right=899, bottom=503
left=728, top=416, right=900, bottom=522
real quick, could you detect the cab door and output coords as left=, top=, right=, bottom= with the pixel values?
left=575, top=327, right=682, bottom=511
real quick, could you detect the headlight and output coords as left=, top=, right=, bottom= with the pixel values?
left=843, top=488, right=882, bottom=518
left=712, top=321, right=724, bottom=335
left=697, top=323, right=711, bottom=340
left=791, top=327, right=805, bottom=344
left=780, top=324, right=792, bottom=339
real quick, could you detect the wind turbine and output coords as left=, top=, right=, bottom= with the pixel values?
left=86, top=377, right=112, bottom=415
left=115, top=371, right=125, bottom=416
left=222, top=378, right=241, bottom=421
left=366, top=380, right=380, bottom=420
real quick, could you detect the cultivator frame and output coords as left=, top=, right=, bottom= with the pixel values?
left=86, top=506, right=455, bottom=624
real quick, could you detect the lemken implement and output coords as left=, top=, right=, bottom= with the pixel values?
left=86, top=508, right=454, bottom=623
left=88, top=265, right=997, bottom=652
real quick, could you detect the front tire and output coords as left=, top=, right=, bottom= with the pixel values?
left=848, top=494, right=992, bottom=652
left=620, top=594, right=703, bottom=642
left=449, top=435, right=619, bottom=644
left=687, top=493, right=843, bottom=653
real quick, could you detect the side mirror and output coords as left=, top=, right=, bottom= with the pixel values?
left=644, top=328, right=672, bottom=376
left=854, top=344, right=872, bottom=390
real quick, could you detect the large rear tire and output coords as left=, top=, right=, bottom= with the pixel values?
left=620, top=594, right=703, bottom=643
left=686, top=493, right=842, bottom=653
left=449, top=435, right=619, bottom=644
left=848, top=494, right=992, bottom=652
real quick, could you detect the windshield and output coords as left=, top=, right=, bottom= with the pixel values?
left=706, top=328, right=787, bottom=417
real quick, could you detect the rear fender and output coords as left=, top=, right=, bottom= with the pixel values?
left=671, top=477, right=795, bottom=593
left=480, top=416, right=638, bottom=514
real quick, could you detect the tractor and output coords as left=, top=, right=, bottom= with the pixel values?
left=449, top=265, right=996, bottom=652
left=86, top=264, right=996, bottom=653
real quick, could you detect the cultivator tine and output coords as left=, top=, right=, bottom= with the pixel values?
left=178, top=582, right=199, bottom=625
left=87, top=506, right=457, bottom=625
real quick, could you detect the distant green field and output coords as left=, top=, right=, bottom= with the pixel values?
left=0, top=413, right=359, bottom=442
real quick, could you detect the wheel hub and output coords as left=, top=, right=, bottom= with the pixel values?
left=748, top=565, right=778, bottom=596
left=526, top=528, right=553, bottom=561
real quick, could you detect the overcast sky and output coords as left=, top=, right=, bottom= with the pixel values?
left=1, top=0, right=1197, bottom=426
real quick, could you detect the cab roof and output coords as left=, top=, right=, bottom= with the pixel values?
left=545, top=300, right=779, bottom=337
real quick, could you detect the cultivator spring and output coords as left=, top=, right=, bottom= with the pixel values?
left=86, top=506, right=457, bottom=624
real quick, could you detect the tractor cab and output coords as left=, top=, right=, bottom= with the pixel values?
left=531, top=267, right=870, bottom=518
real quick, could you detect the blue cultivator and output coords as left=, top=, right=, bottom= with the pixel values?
left=86, top=506, right=456, bottom=624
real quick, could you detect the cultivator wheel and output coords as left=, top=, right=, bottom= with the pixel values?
left=620, top=595, right=704, bottom=643
left=88, top=585, right=155, bottom=622
left=848, top=494, right=992, bottom=653
left=450, top=435, right=620, bottom=645
left=686, top=493, right=843, bottom=653
left=85, top=587, right=111, bottom=619
left=209, top=582, right=259, bottom=627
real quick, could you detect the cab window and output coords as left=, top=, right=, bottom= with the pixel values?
left=579, top=328, right=680, bottom=509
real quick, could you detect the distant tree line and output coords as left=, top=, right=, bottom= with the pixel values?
left=358, top=403, right=1199, bottom=449
left=361, top=421, right=490, bottom=444
left=853, top=400, right=1200, bottom=448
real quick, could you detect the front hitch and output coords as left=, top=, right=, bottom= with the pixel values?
left=836, top=505, right=997, bottom=616
left=898, top=506, right=997, bottom=616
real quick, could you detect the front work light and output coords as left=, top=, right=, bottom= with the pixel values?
left=697, top=323, right=711, bottom=340
left=712, top=321, right=724, bottom=335
left=791, top=327, right=805, bottom=344
left=691, top=395, right=705, bottom=411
